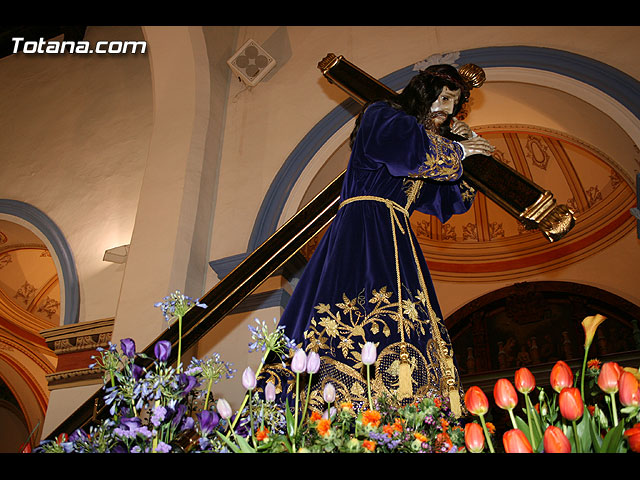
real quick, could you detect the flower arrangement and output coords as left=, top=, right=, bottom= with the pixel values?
left=462, top=314, right=640, bottom=453
left=33, top=296, right=639, bottom=454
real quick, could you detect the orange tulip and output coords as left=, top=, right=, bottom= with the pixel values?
left=550, top=360, right=574, bottom=393
left=543, top=425, right=571, bottom=453
left=514, top=367, right=536, bottom=394
left=582, top=314, right=606, bottom=349
left=597, top=362, right=622, bottom=394
left=464, top=386, right=489, bottom=416
left=558, top=387, right=583, bottom=421
left=619, top=371, right=640, bottom=407
left=464, top=422, right=485, bottom=453
left=494, top=378, right=518, bottom=410
left=503, top=429, right=533, bottom=453
left=624, top=424, right=640, bottom=453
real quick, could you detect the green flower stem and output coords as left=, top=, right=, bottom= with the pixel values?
left=299, top=373, right=313, bottom=431
left=609, top=392, right=619, bottom=427
left=525, top=393, right=543, bottom=442
left=177, top=315, right=183, bottom=373
left=572, top=420, right=581, bottom=453
left=366, top=365, right=373, bottom=410
left=204, top=377, right=214, bottom=411
left=580, top=342, right=590, bottom=404
left=294, top=372, right=300, bottom=435
left=228, top=348, right=270, bottom=434
left=479, top=414, right=495, bottom=453
left=508, top=408, right=518, bottom=430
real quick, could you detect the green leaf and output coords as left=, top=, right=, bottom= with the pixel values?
left=234, top=434, right=257, bottom=453
left=577, top=414, right=593, bottom=453
left=601, top=422, right=625, bottom=453
left=216, top=431, right=242, bottom=453
left=588, top=415, right=603, bottom=453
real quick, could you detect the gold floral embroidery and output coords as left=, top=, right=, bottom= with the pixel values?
left=410, top=131, right=462, bottom=181
left=459, top=180, right=476, bottom=203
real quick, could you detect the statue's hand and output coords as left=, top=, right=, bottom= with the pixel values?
left=459, top=136, right=496, bottom=158
left=450, top=118, right=473, bottom=139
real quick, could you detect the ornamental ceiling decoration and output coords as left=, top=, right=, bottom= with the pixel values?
left=411, top=126, right=636, bottom=282
left=0, top=220, right=60, bottom=333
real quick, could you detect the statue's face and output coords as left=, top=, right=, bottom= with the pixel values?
left=429, top=86, right=461, bottom=126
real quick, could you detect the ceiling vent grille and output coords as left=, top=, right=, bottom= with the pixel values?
left=227, top=39, right=276, bottom=87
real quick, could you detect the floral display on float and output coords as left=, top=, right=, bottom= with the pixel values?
left=30, top=294, right=639, bottom=453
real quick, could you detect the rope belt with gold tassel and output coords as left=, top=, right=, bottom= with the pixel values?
left=339, top=195, right=462, bottom=416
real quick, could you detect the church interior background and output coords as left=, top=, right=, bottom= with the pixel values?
left=0, top=25, right=639, bottom=452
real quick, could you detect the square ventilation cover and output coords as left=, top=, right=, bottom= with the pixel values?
left=227, top=39, right=276, bottom=87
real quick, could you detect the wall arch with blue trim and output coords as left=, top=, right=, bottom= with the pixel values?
left=209, top=46, right=640, bottom=277
left=0, top=199, right=79, bottom=325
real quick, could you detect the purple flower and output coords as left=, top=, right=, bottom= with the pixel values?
left=361, top=342, right=377, bottom=366
left=264, top=381, right=276, bottom=402
left=154, top=340, right=172, bottom=362
left=178, top=373, right=198, bottom=396
left=242, top=366, right=257, bottom=390
left=151, top=405, right=167, bottom=427
left=323, top=382, right=336, bottom=403
left=131, top=364, right=144, bottom=381
left=291, top=349, right=307, bottom=374
left=120, top=338, right=136, bottom=358
left=216, top=398, right=233, bottom=420
left=306, top=351, right=321, bottom=374
left=171, top=404, right=187, bottom=429
left=155, top=441, right=171, bottom=453
left=197, top=410, right=220, bottom=436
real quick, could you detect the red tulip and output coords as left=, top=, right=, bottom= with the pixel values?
left=494, top=378, right=518, bottom=410
left=597, top=362, right=622, bottom=394
left=619, top=371, right=640, bottom=407
left=514, top=367, right=536, bottom=394
left=543, top=425, right=571, bottom=453
left=550, top=360, right=573, bottom=393
left=624, top=424, right=640, bottom=453
left=558, top=387, right=584, bottom=421
left=503, top=429, right=533, bottom=453
left=464, top=422, right=485, bottom=453
left=464, top=386, right=489, bottom=416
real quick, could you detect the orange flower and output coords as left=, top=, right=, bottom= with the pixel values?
left=362, top=409, right=382, bottom=428
left=503, top=429, right=533, bottom=453
left=316, top=418, right=331, bottom=436
left=598, top=362, right=623, bottom=394
left=494, top=378, right=518, bottom=410
left=485, top=422, right=496, bottom=435
left=514, top=367, right=536, bottom=394
left=619, top=371, right=640, bottom=407
left=393, top=418, right=404, bottom=431
left=309, top=411, right=322, bottom=423
left=440, top=418, right=449, bottom=430
left=382, top=424, right=395, bottom=437
left=362, top=440, right=376, bottom=452
left=558, top=387, right=584, bottom=421
left=543, top=425, right=571, bottom=453
left=550, top=360, right=574, bottom=393
left=434, top=397, right=442, bottom=408
left=624, top=424, right=640, bottom=453
left=582, top=314, right=606, bottom=349
left=340, top=401, right=353, bottom=410
left=255, top=426, right=269, bottom=442
left=436, top=432, right=453, bottom=451
left=414, top=432, right=428, bottom=443
left=587, top=358, right=602, bottom=371
left=464, top=386, right=489, bottom=416
left=464, top=422, right=485, bottom=453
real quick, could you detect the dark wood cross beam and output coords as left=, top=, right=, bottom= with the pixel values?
left=318, top=54, right=576, bottom=243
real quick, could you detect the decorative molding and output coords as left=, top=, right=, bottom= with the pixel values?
left=0, top=200, right=79, bottom=325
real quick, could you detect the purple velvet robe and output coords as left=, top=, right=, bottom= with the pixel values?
left=259, top=101, right=476, bottom=414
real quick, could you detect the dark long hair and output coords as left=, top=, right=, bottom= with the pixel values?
left=350, top=64, right=470, bottom=148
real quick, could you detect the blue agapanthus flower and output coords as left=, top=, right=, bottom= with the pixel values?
left=154, top=290, right=208, bottom=325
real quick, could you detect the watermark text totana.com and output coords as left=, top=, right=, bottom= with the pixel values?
left=11, top=37, right=147, bottom=55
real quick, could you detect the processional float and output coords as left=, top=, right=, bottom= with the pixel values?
left=45, top=53, right=576, bottom=441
